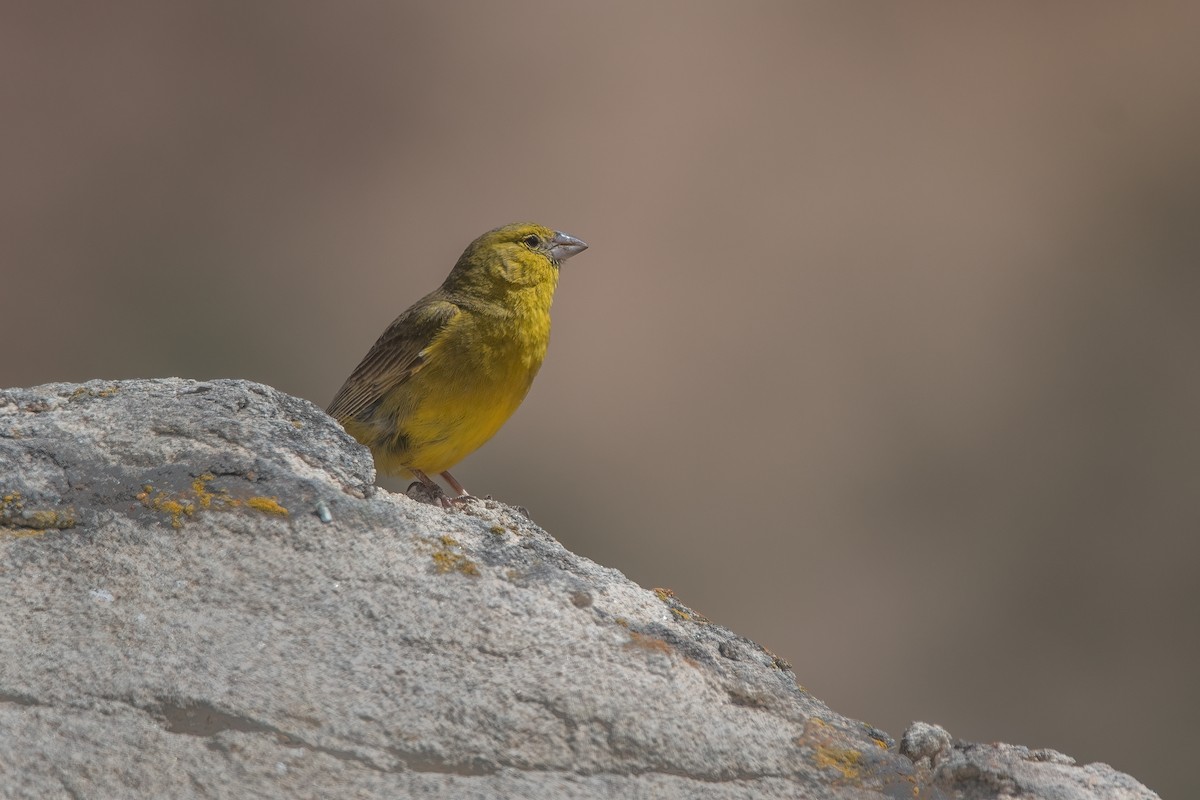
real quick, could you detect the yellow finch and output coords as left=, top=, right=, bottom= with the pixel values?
left=327, top=222, right=588, bottom=501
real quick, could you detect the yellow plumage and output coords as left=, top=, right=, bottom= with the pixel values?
left=327, top=222, right=587, bottom=500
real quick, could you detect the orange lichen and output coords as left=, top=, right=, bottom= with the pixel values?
left=624, top=631, right=672, bottom=656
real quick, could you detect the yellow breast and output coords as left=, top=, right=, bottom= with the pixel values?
left=381, top=286, right=553, bottom=476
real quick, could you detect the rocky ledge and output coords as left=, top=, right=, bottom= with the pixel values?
left=0, top=379, right=1158, bottom=799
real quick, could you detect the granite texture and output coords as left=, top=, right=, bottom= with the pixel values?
left=0, top=379, right=1159, bottom=799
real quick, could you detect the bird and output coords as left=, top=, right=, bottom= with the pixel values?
left=327, top=222, right=588, bottom=504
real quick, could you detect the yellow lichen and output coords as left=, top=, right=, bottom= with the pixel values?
left=1, top=491, right=77, bottom=533
left=814, top=745, right=863, bottom=781
left=155, top=498, right=193, bottom=529
left=139, top=475, right=288, bottom=528
left=23, top=509, right=76, bottom=529
left=244, top=497, right=288, bottom=516
left=652, top=586, right=709, bottom=625
left=0, top=528, right=48, bottom=539
left=431, top=550, right=479, bottom=575
left=426, top=535, right=479, bottom=576
left=69, top=384, right=119, bottom=401
left=192, top=474, right=216, bottom=508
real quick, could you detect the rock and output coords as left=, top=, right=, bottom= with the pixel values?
left=898, top=722, right=1155, bottom=798
left=0, top=379, right=1160, bottom=799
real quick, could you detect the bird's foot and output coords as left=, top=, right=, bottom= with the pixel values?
left=407, top=469, right=474, bottom=510
left=438, top=493, right=475, bottom=510
left=405, top=479, right=445, bottom=506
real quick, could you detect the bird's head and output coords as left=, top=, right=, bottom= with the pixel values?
left=446, top=222, right=588, bottom=295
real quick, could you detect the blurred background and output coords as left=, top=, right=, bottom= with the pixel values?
left=3, top=2, right=1197, bottom=795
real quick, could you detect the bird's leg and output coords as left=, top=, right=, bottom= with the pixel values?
left=410, top=469, right=441, bottom=491
left=440, top=470, right=471, bottom=499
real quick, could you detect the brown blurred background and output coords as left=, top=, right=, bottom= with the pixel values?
left=3, top=2, right=1197, bottom=795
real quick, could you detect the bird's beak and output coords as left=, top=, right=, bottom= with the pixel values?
left=548, top=231, right=588, bottom=264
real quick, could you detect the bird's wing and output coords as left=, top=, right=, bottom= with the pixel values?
left=326, top=298, right=461, bottom=421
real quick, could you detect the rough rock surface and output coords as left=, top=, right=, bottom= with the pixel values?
left=0, top=379, right=1159, bottom=799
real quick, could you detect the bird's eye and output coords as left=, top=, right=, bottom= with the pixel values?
left=522, top=234, right=542, bottom=247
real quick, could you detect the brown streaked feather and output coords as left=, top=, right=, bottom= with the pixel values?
left=326, top=298, right=461, bottom=421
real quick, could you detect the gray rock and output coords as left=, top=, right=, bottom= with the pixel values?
left=0, top=379, right=1159, bottom=799
left=898, top=722, right=1155, bottom=799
